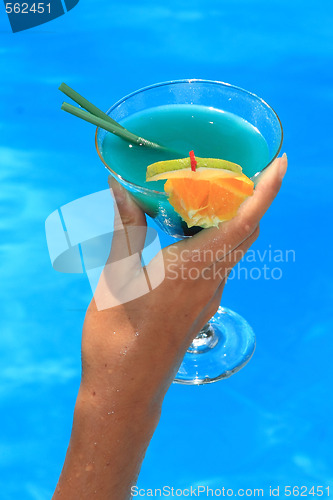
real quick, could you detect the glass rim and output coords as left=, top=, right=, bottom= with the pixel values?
left=95, top=78, right=284, bottom=196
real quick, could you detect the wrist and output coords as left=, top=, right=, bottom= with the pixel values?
left=53, top=385, right=161, bottom=500
left=74, top=382, right=162, bottom=432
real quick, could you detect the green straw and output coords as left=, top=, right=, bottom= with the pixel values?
left=59, top=83, right=169, bottom=151
left=59, top=83, right=126, bottom=130
left=61, top=102, right=167, bottom=151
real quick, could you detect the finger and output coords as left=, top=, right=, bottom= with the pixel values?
left=200, top=226, right=259, bottom=321
left=178, top=155, right=287, bottom=266
left=190, top=279, right=227, bottom=338
left=194, top=227, right=259, bottom=327
left=93, top=178, right=148, bottom=310
left=192, top=224, right=260, bottom=286
left=212, top=224, right=260, bottom=282
left=108, top=176, right=147, bottom=263
left=212, top=277, right=226, bottom=310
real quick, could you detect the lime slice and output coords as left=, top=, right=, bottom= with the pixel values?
left=146, top=157, right=242, bottom=182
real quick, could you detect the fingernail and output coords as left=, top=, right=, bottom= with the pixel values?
left=279, top=153, right=288, bottom=179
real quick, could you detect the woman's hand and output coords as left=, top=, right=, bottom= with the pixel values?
left=53, top=155, right=287, bottom=500
left=81, top=155, right=287, bottom=405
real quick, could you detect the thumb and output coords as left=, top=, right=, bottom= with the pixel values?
left=108, top=176, right=147, bottom=262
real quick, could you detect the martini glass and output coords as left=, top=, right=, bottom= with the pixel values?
left=95, top=79, right=283, bottom=384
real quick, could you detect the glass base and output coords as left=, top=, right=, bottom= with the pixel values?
left=174, top=307, right=256, bottom=385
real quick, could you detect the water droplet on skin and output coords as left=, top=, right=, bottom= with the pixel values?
left=135, top=332, right=140, bottom=337
left=107, top=411, right=115, bottom=415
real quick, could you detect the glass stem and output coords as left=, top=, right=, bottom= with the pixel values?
left=187, top=323, right=219, bottom=354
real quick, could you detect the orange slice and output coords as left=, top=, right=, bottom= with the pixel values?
left=146, top=156, right=254, bottom=228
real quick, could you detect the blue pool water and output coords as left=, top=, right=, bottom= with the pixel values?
left=0, top=1, right=332, bottom=498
